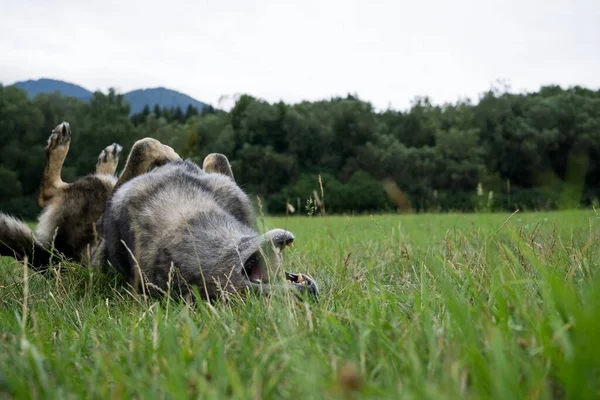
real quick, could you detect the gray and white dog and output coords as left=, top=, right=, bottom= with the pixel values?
left=0, top=122, right=318, bottom=302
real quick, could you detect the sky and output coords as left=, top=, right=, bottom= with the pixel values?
left=1, top=0, right=598, bottom=111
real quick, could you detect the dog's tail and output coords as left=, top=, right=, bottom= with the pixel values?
left=0, top=213, right=51, bottom=271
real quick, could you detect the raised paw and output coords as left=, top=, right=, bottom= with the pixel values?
left=38, top=122, right=72, bottom=207
left=96, top=143, right=123, bottom=175
left=45, top=122, right=71, bottom=154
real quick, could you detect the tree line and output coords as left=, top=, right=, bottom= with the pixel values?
left=1, top=83, right=599, bottom=219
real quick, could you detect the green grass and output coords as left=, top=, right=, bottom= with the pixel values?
left=1, top=210, right=600, bottom=399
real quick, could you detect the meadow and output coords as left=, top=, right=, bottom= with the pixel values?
left=1, top=210, right=599, bottom=399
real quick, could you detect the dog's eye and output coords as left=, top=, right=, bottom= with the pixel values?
left=246, top=256, right=258, bottom=267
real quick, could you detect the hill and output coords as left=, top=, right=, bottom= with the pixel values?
left=13, top=78, right=92, bottom=100
left=124, top=87, right=207, bottom=114
left=10, top=78, right=207, bottom=114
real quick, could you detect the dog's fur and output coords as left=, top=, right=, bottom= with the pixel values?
left=0, top=122, right=318, bottom=302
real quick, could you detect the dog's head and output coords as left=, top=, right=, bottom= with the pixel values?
left=174, top=218, right=319, bottom=302
left=236, top=228, right=319, bottom=301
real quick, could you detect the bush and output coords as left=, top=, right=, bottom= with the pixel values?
left=266, top=170, right=393, bottom=215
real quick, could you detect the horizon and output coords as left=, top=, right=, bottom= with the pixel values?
left=2, top=0, right=599, bottom=111
left=6, top=76, right=598, bottom=113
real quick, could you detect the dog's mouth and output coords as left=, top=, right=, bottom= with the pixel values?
left=243, top=253, right=264, bottom=284
left=241, top=231, right=319, bottom=300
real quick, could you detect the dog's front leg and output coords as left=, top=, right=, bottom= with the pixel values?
left=38, top=122, right=72, bottom=208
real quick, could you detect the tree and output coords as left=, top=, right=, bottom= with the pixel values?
left=2, top=83, right=600, bottom=218
left=153, top=104, right=161, bottom=118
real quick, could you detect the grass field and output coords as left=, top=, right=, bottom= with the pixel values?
left=1, top=210, right=599, bottom=399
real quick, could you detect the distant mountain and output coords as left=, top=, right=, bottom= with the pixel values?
left=10, top=78, right=208, bottom=115
left=124, top=87, right=207, bottom=114
left=13, top=78, right=92, bottom=100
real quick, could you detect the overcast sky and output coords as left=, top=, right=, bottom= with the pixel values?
left=1, top=0, right=598, bottom=110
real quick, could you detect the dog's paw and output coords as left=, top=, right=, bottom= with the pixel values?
left=96, top=143, right=123, bottom=175
left=45, top=122, right=71, bottom=153
left=98, top=143, right=123, bottom=163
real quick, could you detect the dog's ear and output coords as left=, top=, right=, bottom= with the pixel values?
left=203, top=153, right=235, bottom=181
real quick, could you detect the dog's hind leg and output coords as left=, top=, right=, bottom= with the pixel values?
left=113, top=138, right=181, bottom=191
left=203, top=153, right=235, bottom=181
left=38, top=122, right=71, bottom=208
left=96, top=143, right=123, bottom=175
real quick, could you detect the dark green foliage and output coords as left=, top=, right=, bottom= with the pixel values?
left=268, top=171, right=393, bottom=215
left=1, top=84, right=600, bottom=217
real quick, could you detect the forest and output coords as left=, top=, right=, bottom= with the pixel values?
left=1, top=83, right=599, bottom=218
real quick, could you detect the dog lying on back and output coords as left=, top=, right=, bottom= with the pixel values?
left=0, top=122, right=318, bottom=302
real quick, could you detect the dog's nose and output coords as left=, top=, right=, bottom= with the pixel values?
left=263, top=229, right=295, bottom=250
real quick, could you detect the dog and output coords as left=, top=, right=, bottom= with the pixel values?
left=0, top=122, right=318, bottom=302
